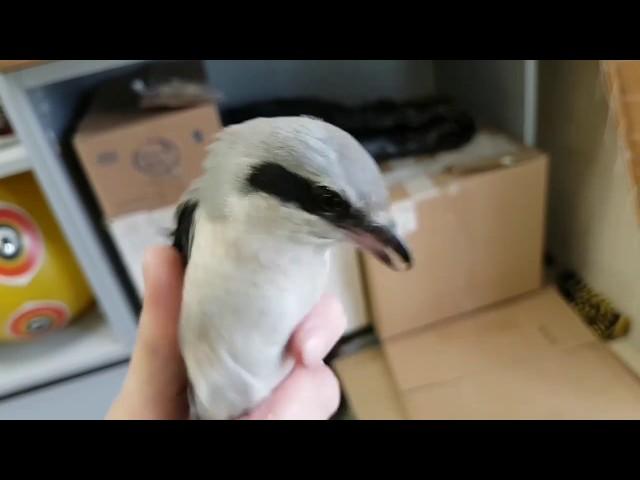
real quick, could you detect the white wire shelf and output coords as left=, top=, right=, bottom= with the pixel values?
left=0, top=309, right=130, bottom=398
left=6, top=60, right=147, bottom=89
left=0, top=139, right=30, bottom=179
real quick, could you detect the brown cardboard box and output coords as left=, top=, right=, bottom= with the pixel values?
left=73, top=86, right=222, bottom=219
left=334, top=288, right=640, bottom=420
left=361, top=138, right=548, bottom=339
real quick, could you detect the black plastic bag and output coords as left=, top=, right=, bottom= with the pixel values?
left=221, top=96, right=476, bottom=162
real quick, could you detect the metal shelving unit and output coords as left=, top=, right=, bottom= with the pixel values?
left=0, top=136, right=127, bottom=398
left=0, top=309, right=128, bottom=398
left=0, top=140, right=29, bottom=178
left=0, top=62, right=146, bottom=402
left=1, top=62, right=142, bottom=340
left=1, top=101, right=129, bottom=402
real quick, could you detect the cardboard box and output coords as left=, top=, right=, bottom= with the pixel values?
left=109, top=205, right=371, bottom=335
left=334, top=288, right=640, bottom=420
left=361, top=132, right=548, bottom=338
left=73, top=84, right=222, bottom=219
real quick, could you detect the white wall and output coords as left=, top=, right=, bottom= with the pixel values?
left=434, top=60, right=526, bottom=141
left=537, top=60, right=640, bottom=350
left=204, top=60, right=436, bottom=107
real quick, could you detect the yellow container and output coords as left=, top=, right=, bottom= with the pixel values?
left=0, top=172, right=94, bottom=341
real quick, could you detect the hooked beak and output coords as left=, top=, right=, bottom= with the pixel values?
left=345, top=221, right=413, bottom=272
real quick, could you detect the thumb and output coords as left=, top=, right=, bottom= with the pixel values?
left=136, top=245, right=184, bottom=360
left=121, top=246, right=188, bottom=410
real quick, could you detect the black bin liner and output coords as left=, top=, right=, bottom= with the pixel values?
left=222, top=96, right=476, bottom=163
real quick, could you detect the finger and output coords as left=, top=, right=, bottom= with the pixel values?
left=240, top=364, right=340, bottom=420
left=126, top=246, right=187, bottom=398
left=289, top=294, right=347, bottom=367
left=137, top=246, right=184, bottom=355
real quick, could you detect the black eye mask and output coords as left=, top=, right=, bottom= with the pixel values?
left=246, top=161, right=412, bottom=271
left=246, top=162, right=355, bottom=222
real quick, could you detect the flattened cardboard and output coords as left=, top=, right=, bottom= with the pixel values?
left=333, top=347, right=406, bottom=420
left=384, top=287, right=596, bottom=390
left=334, top=289, right=640, bottom=420
left=403, top=342, right=640, bottom=420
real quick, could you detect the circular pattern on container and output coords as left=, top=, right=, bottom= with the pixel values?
left=7, top=301, right=71, bottom=339
left=132, top=137, right=181, bottom=177
left=0, top=203, right=44, bottom=286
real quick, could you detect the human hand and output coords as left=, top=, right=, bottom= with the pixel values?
left=106, top=246, right=345, bottom=420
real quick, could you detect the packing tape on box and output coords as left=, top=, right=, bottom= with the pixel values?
left=390, top=199, right=418, bottom=237
left=388, top=168, right=467, bottom=238
left=389, top=174, right=439, bottom=238
left=383, top=131, right=530, bottom=241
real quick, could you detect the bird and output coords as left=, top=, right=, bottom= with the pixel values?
left=171, top=116, right=412, bottom=420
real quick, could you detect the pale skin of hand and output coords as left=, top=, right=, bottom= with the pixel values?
left=106, top=246, right=346, bottom=420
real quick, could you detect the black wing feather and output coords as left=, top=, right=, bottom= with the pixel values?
left=171, top=199, right=198, bottom=265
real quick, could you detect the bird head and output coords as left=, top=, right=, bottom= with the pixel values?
left=198, top=116, right=412, bottom=271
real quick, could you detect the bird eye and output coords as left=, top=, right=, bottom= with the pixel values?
left=314, top=186, right=349, bottom=214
